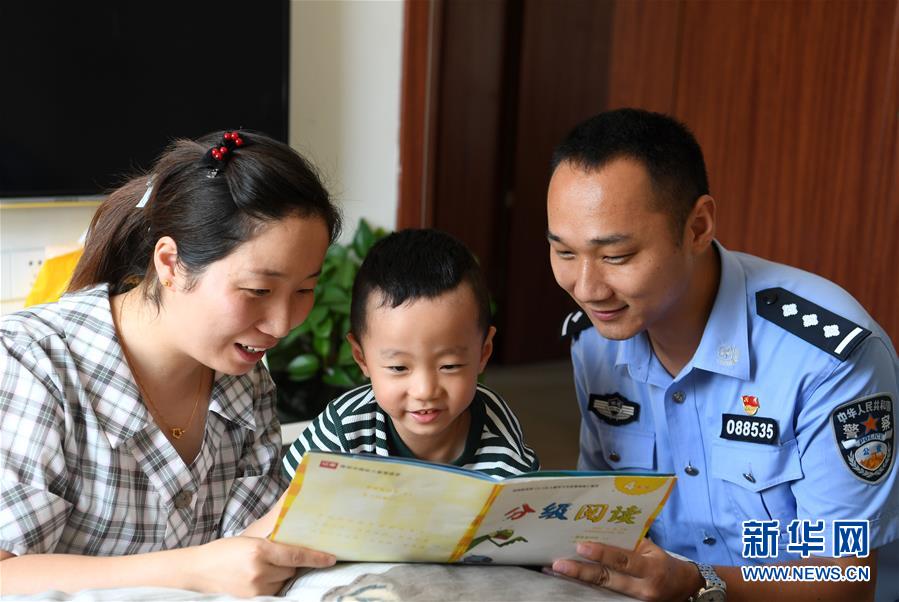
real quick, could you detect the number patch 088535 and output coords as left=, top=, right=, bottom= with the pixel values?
left=719, top=414, right=779, bottom=445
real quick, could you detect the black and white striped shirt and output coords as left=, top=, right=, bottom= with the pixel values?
left=282, top=384, right=539, bottom=479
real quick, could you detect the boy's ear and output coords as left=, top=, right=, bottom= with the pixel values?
left=347, top=333, right=370, bottom=377
left=478, top=326, right=496, bottom=373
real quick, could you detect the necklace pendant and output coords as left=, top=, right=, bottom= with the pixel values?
left=171, top=427, right=184, bottom=439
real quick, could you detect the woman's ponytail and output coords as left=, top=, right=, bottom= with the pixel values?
left=68, top=176, right=155, bottom=294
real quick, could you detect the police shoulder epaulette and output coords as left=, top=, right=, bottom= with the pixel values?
left=755, top=287, right=871, bottom=361
left=560, top=310, right=593, bottom=341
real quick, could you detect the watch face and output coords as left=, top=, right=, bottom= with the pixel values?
left=697, top=589, right=727, bottom=602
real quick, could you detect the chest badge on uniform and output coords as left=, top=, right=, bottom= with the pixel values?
left=720, top=413, right=779, bottom=444
left=589, top=393, right=640, bottom=426
left=742, top=395, right=760, bottom=416
left=831, top=393, right=894, bottom=484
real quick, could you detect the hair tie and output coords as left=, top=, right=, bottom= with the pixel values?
left=202, top=130, right=248, bottom=178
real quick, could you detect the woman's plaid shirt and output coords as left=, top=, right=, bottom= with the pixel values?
left=0, top=285, right=286, bottom=556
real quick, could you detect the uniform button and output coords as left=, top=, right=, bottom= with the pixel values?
left=672, top=391, right=686, bottom=403
left=703, top=536, right=717, bottom=545
left=743, top=472, right=756, bottom=483
left=609, top=451, right=621, bottom=462
left=684, top=464, right=699, bottom=476
left=173, top=491, right=193, bottom=509
left=762, top=292, right=778, bottom=305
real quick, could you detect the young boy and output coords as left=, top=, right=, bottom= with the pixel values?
left=281, top=228, right=539, bottom=479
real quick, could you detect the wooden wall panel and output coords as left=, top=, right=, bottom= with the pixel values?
left=674, top=0, right=899, bottom=341
left=397, top=0, right=438, bottom=229
left=430, top=0, right=510, bottom=295
left=868, top=5, right=899, bottom=342
left=501, top=0, right=615, bottom=363
left=399, top=0, right=899, bottom=363
left=607, top=0, right=682, bottom=112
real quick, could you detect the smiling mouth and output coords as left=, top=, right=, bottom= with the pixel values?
left=237, top=343, right=268, bottom=353
left=588, top=306, right=627, bottom=320
left=409, top=408, right=443, bottom=423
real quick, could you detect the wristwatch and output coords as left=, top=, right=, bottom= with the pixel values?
left=688, top=562, right=727, bottom=601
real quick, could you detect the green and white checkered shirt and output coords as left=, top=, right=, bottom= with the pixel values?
left=0, top=284, right=286, bottom=556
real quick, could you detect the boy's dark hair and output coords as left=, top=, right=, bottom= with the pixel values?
left=69, top=130, right=341, bottom=306
left=551, top=108, right=710, bottom=238
left=350, top=229, right=491, bottom=339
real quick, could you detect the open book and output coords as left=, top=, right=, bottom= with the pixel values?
left=270, top=452, right=675, bottom=565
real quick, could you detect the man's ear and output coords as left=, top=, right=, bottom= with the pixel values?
left=478, top=326, right=497, bottom=373
left=347, top=333, right=370, bottom=377
left=153, top=236, right=180, bottom=289
left=685, top=194, right=716, bottom=252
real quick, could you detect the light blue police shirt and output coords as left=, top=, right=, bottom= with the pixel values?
left=570, top=241, right=898, bottom=595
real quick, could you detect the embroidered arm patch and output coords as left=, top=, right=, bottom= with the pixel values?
left=756, top=287, right=871, bottom=361
left=831, top=393, right=894, bottom=484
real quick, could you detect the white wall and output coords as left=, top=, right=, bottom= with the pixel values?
left=290, top=0, right=404, bottom=242
left=0, top=204, right=97, bottom=313
left=0, top=0, right=404, bottom=312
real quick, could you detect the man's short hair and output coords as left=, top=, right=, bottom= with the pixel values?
left=350, top=228, right=492, bottom=338
left=551, top=108, right=710, bottom=237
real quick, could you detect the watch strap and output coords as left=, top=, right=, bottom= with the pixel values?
left=689, top=562, right=726, bottom=601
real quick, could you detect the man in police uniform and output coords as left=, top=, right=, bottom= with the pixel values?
left=545, top=109, right=898, bottom=601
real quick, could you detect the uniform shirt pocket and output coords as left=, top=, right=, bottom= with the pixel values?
left=595, top=425, right=656, bottom=471
left=710, top=439, right=804, bottom=532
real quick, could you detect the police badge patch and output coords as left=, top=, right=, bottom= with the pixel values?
left=831, top=393, right=894, bottom=484
left=589, top=393, right=640, bottom=426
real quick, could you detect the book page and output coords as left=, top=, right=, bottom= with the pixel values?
left=271, top=453, right=499, bottom=562
left=461, top=474, right=675, bottom=565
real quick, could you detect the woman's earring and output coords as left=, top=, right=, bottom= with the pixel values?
left=163, top=279, right=172, bottom=288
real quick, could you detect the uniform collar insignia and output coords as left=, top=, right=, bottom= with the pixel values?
left=756, top=287, right=871, bottom=361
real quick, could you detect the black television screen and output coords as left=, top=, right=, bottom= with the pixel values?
left=0, top=0, right=289, bottom=199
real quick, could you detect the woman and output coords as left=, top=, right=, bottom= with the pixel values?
left=0, top=131, right=340, bottom=595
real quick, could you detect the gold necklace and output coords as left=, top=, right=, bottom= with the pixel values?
left=115, top=303, right=209, bottom=440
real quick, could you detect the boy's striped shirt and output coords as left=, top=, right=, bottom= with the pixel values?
left=282, top=383, right=539, bottom=479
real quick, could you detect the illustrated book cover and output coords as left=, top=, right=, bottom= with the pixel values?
left=270, top=451, right=675, bottom=565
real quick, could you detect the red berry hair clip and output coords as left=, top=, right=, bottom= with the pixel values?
left=202, top=130, right=248, bottom=177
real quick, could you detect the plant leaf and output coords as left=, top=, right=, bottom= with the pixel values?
left=318, top=285, right=350, bottom=307
left=313, top=335, right=332, bottom=360
left=352, top=219, right=375, bottom=258
left=323, top=366, right=356, bottom=388
left=278, top=326, right=305, bottom=349
left=313, top=316, right=334, bottom=339
left=305, top=304, right=328, bottom=328
left=287, top=354, right=320, bottom=381
left=325, top=243, right=348, bottom=263
left=336, top=259, right=356, bottom=290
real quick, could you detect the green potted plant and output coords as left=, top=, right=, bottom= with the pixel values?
left=266, top=218, right=389, bottom=422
